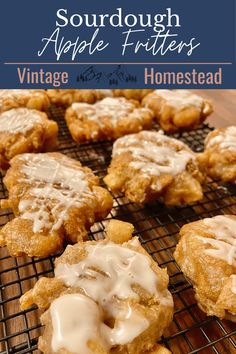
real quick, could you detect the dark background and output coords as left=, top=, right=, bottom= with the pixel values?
left=0, top=0, right=235, bottom=88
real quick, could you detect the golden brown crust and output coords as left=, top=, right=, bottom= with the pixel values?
left=0, top=108, right=58, bottom=170
left=198, top=127, right=236, bottom=183
left=65, top=97, right=154, bottom=143
left=104, top=131, right=204, bottom=205
left=0, top=152, right=113, bottom=257
left=20, top=222, right=173, bottom=354
left=105, top=219, right=134, bottom=243
left=142, top=90, right=213, bottom=132
left=113, top=89, right=153, bottom=101
left=0, top=90, right=50, bottom=113
left=145, top=344, right=171, bottom=354
left=47, top=89, right=113, bottom=106
left=174, top=215, right=236, bottom=319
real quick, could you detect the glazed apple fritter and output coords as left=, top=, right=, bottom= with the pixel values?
left=0, top=108, right=58, bottom=170
left=142, top=90, right=213, bottom=132
left=20, top=220, right=173, bottom=354
left=198, top=126, right=236, bottom=183
left=0, top=152, right=113, bottom=257
left=65, top=97, right=154, bottom=143
left=0, top=89, right=50, bottom=113
left=174, top=215, right=236, bottom=320
left=104, top=130, right=204, bottom=205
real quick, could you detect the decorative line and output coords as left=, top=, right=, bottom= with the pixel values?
left=4, top=62, right=233, bottom=65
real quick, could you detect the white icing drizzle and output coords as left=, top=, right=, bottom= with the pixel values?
left=50, top=294, right=106, bottom=354
left=205, top=126, right=236, bottom=152
left=55, top=239, right=159, bottom=300
left=230, top=275, right=236, bottom=295
left=112, top=131, right=195, bottom=178
left=104, top=304, right=148, bottom=346
left=18, top=154, right=93, bottom=233
left=72, top=97, right=149, bottom=126
left=153, top=90, right=204, bottom=110
left=52, top=238, right=173, bottom=352
left=199, top=216, right=236, bottom=266
left=0, top=108, right=43, bottom=133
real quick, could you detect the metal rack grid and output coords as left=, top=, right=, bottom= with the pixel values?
left=1, top=106, right=236, bottom=354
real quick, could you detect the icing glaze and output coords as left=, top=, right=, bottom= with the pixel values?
left=72, top=97, right=149, bottom=126
left=205, top=126, right=236, bottom=152
left=105, top=304, right=148, bottom=346
left=153, top=90, right=204, bottom=110
left=0, top=108, right=43, bottom=134
left=18, top=154, right=93, bottom=233
left=199, top=216, right=236, bottom=266
left=52, top=238, right=173, bottom=352
left=112, top=131, right=195, bottom=178
left=55, top=239, right=159, bottom=300
left=50, top=294, right=106, bottom=354
left=50, top=293, right=148, bottom=354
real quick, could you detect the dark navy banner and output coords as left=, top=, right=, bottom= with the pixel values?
left=0, top=0, right=235, bottom=88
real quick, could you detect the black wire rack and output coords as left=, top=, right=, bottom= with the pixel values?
left=1, top=106, right=236, bottom=354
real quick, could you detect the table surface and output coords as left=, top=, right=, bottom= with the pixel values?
left=194, top=90, right=236, bottom=127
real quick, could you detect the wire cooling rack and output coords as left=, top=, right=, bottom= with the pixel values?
left=0, top=106, right=236, bottom=354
